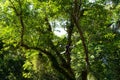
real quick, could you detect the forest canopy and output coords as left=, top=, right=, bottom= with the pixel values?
left=0, top=0, right=120, bottom=80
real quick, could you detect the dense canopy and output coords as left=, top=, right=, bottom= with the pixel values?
left=0, top=0, right=120, bottom=80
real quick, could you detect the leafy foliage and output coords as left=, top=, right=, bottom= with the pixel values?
left=0, top=0, right=120, bottom=80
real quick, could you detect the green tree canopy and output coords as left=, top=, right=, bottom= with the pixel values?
left=0, top=0, right=120, bottom=80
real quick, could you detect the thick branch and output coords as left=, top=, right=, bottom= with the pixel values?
left=65, top=18, right=75, bottom=78
left=66, top=19, right=74, bottom=67
left=21, top=43, right=75, bottom=80
left=73, top=1, right=89, bottom=80
left=74, top=18, right=90, bottom=67
left=45, top=17, right=75, bottom=79
left=73, top=0, right=90, bottom=69
left=44, top=17, right=67, bottom=66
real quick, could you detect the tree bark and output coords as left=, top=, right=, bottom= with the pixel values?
left=73, top=0, right=90, bottom=80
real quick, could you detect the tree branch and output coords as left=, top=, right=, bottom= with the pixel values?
left=18, top=0, right=24, bottom=45
left=73, top=2, right=90, bottom=80
left=73, top=0, right=90, bottom=68
left=44, top=17, right=67, bottom=66
left=65, top=17, right=75, bottom=78
left=9, top=0, right=19, bottom=16
left=9, top=0, right=25, bottom=45
left=66, top=19, right=74, bottom=64
left=21, top=43, right=75, bottom=80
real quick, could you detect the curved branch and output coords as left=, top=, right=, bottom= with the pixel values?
left=21, top=43, right=75, bottom=80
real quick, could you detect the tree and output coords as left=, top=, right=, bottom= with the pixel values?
left=0, top=0, right=120, bottom=80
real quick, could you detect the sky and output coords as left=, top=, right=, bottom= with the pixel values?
left=89, top=0, right=95, bottom=3
left=53, top=27, right=67, bottom=37
left=51, top=20, right=67, bottom=37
